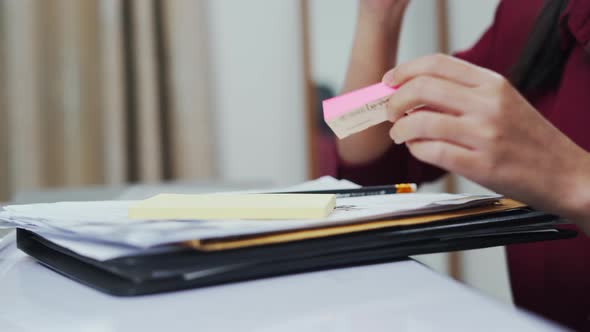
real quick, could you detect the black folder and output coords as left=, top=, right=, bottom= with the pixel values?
left=17, top=207, right=576, bottom=297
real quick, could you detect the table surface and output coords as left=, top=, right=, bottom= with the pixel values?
left=0, top=232, right=565, bottom=332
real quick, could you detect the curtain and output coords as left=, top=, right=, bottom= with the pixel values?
left=0, top=0, right=215, bottom=201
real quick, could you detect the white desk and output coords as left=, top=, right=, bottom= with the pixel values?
left=0, top=232, right=564, bottom=332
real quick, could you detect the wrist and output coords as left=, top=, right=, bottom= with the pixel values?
left=562, top=153, right=590, bottom=232
left=350, top=16, right=401, bottom=70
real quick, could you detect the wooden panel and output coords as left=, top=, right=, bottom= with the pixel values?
left=436, top=0, right=450, bottom=54
left=0, top=1, right=10, bottom=200
left=162, top=0, right=215, bottom=180
left=45, top=0, right=104, bottom=187
left=130, top=0, right=163, bottom=183
left=55, top=0, right=85, bottom=186
left=2, top=0, right=43, bottom=192
left=36, top=1, right=66, bottom=188
left=98, top=0, right=128, bottom=185
left=300, top=0, right=319, bottom=180
left=77, top=0, right=104, bottom=185
left=1, top=0, right=126, bottom=194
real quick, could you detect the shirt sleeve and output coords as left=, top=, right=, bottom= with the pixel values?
left=453, top=24, right=495, bottom=67
left=337, top=143, right=445, bottom=186
left=337, top=3, right=507, bottom=186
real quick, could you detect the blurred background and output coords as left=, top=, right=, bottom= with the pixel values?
left=0, top=0, right=510, bottom=306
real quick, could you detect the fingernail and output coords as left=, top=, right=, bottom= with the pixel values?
left=382, top=69, right=396, bottom=86
left=390, top=127, right=402, bottom=144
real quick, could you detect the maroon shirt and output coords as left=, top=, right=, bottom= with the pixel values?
left=338, top=0, right=590, bottom=330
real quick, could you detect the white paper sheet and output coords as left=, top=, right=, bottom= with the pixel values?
left=0, top=193, right=500, bottom=247
left=0, top=177, right=501, bottom=260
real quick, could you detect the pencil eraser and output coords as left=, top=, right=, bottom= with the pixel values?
left=128, top=193, right=337, bottom=220
left=322, top=83, right=397, bottom=139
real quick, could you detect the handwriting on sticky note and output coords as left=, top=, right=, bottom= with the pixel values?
left=322, top=83, right=397, bottom=139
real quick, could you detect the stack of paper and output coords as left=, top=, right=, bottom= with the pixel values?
left=0, top=177, right=501, bottom=261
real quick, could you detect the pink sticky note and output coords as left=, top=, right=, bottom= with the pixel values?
left=322, top=83, right=397, bottom=138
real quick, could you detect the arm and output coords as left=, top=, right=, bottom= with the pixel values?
left=336, top=0, right=409, bottom=165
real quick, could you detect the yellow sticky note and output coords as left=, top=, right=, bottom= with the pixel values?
left=128, top=193, right=336, bottom=220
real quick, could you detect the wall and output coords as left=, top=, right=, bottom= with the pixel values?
left=309, top=0, right=439, bottom=92
left=206, top=0, right=308, bottom=187
left=447, top=0, right=499, bottom=53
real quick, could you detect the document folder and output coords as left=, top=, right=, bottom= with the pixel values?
left=17, top=201, right=576, bottom=297
left=187, top=199, right=529, bottom=251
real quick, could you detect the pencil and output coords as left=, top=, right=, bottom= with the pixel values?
left=277, top=183, right=417, bottom=198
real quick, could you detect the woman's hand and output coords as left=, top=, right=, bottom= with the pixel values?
left=382, top=54, right=590, bottom=231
